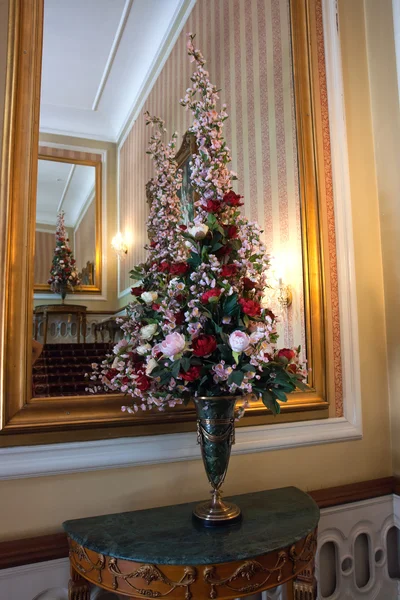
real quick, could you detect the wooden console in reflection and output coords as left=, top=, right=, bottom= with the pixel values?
left=34, top=305, right=87, bottom=344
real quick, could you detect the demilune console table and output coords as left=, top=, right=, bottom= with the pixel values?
left=63, top=487, right=319, bottom=600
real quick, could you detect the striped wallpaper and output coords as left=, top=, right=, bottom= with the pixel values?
left=34, top=229, right=55, bottom=284
left=119, top=0, right=304, bottom=350
left=74, top=198, right=96, bottom=274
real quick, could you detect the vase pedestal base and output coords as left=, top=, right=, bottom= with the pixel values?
left=193, top=490, right=242, bottom=526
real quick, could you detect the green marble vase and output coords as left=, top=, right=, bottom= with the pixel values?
left=193, top=396, right=242, bottom=526
left=59, top=283, right=68, bottom=304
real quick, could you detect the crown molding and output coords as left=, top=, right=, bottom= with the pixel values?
left=116, top=0, right=196, bottom=147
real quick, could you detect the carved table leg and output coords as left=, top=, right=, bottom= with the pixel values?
left=68, top=563, right=91, bottom=600
left=292, top=559, right=317, bottom=600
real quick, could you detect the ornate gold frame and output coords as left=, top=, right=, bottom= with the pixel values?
left=0, top=0, right=329, bottom=445
left=34, top=153, right=103, bottom=295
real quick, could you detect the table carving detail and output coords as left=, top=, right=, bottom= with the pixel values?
left=203, top=532, right=317, bottom=599
left=289, top=532, right=317, bottom=573
left=204, top=554, right=287, bottom=599
left=70, top=544, right=105, bottom=584
left=108, top=558, right=197, bottom=599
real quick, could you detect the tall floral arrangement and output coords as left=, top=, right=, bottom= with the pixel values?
left=89, top=37, right=306, bottom=415
left=48, top=211, right=80, bottom=295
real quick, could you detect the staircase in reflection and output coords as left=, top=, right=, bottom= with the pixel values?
left=32, top=342, right=112, bottom=397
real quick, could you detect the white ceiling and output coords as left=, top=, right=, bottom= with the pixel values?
left=36, top=159, right=95, bottom=227
left=40, top=0, right=190, bottom=141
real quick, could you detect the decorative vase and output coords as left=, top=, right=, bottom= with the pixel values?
left=59, top=284, right=68, bottom=304
left=193, top=396, right=242, bottom=526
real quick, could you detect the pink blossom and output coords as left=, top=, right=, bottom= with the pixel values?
left=160, top=332, right=186, bottom=358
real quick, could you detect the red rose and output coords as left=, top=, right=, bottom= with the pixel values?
left=201, top=288, right=222, bottom=304
left=136, top=374, right=151, bottom=391
left=157, top=261, right=170, bottom=273
left=243, top=277, right=255, bottom=290
left=152, top=303, right=160, bottom=311
left=225, top=225, right=238, bottom=238
left=220, top=264, right=238, bottom=278
left=175, top=293, right=184, bottom=303
left=128, top=353, right=145, bottom=368
left=278, top=348, right=296, bottom=362
left=175, top=311, right=185, bottom=325
left=170, top=262, right=190, bottom=276
left=287, top=363, right=297, bottom=374
left=131, top=286, right=145, bottom=297
left=150, top=241, right=157, bottom=248
left=192, top=334, right=217, bottom=357
left=122, top=376, right=130, bottom=385
left=215, top=245, right=232, bottom=258
left=180, top=365, right=202, bottom=382
left=105, top=369, right=118, bottom=380
left=179, top=224, right=187, bottom=231
left=205, top=199, right=221, bottom=213
left=239, top=298, right=261, bottom=317
left=223, top=191, right=243, bottom=206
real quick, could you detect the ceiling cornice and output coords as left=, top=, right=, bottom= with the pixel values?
left=91, top=0, right=134, bottom=111
left=117, top=0, right=196, bottom=147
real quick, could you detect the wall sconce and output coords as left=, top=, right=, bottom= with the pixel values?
left=111, top=232, right=128, bottom=259
left=277, top=278, right=292, bottom=309
left=264, top=257, right=293, bottom=312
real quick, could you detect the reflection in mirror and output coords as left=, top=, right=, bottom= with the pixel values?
left=27, top=0, right=326, bottom=419
left=35, top=158, right=96, bottom=290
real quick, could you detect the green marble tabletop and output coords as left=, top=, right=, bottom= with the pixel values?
left=63, top=487, right=319, bottom=566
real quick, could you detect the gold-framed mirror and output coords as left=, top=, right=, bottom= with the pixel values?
left=0, top=0, right=336, bottom=445
left=34, top=149, right=102, bottom=295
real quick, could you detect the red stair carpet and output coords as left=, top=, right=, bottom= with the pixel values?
left=32, top=342, right=111, bottom=397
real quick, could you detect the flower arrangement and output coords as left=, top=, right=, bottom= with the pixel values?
left=48, top=211, right=80, bottom=297
left=89, top=35, right=307, bottom=416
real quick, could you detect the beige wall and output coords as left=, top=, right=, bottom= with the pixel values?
left=363, top=0, right=400, bottom=474
left=37, top=133, right=118, bottom=312
left=0, top=0, right=395, bottom=540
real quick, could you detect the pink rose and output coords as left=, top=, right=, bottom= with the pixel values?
left=229, top=331, right=250, bottom=353
left=160, top=332, right=186, bottom=358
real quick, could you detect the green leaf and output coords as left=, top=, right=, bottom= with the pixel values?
left=294, top=379, right=308, bottom=392
left=199, top=375, right=208, bottom=387
left=232, top=351, right=240, bottom=365
left=261, top=390, right=279, bottom=415
left=212, top=320, right=222, bottom=334
left=223, top=293, right=239, bottom=316
left=171, top=360, right=181, bottom=379
left=187, top=252, right=201, bottom=269
left=243, top=364, right=256, bottom=372
left=228, top=369, right=244, bottom=386
left=273, top=388, right=288, bottom=402
left=181, top=357, right=191, bottom=372
left=210, top=242, right=223, bottom=253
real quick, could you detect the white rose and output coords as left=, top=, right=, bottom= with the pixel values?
left=188, top=224, right=209, bottom=240
left=140, top=324, right=158, bottom=340
left=136, top=343, right=152, bottom=356
left=160, top=332, right=186, bottom=358
left=229, top=330, right=250, bottom=353
left=141, top=291, right=158, bottom=304
left=146, top=358, right=159, bottom=375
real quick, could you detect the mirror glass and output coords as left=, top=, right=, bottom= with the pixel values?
left=35, top=158, right=96, bottom=287
left=31, top=0, right=308, bottom=401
